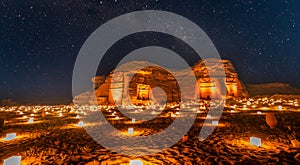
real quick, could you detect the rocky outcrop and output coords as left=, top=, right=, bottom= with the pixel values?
left=73, top=59, right=248, bottom=105
left=192, top=59, right=248, bottom=98
left=246, top=83, right=300, bottom=97
left=0, top=99, right=17, bottom=106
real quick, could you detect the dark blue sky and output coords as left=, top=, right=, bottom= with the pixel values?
left=0, top=0, right=299, bottom=104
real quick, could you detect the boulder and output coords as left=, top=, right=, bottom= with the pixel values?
left=266, top=113, right=277, bottom=129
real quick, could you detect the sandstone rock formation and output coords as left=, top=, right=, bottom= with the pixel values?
left=73, top=59, right=248, bottom=105
left=192, top=59, right=248, bottom=99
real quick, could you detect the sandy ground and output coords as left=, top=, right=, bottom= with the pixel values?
left=0, top=107, right=300, bottom=165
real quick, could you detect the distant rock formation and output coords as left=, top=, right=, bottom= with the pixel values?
left=0, top=99, right=17, bottom=106
left=73, top=59, right=248, bottom=105
left=246, top=83, right=300, bottom=97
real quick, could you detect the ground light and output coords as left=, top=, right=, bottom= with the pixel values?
left=4, top=133, right=17, bottom=141
left=4, top=156, right=21, bottom=165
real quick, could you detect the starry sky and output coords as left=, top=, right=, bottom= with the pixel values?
left=0, top=0, right=299, bottom=104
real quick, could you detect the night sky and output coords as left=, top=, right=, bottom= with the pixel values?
left=0, top=0, right=299, bottom=104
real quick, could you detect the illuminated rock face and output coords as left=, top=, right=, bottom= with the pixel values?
left=95, top=65, right=181, bottom=105
left=193, top=59, right=248, bottom=99
left=73, top=59, right=248, bottom=105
